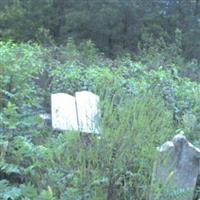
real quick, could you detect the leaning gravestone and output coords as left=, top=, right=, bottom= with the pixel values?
left=149, top=134, right=200, bottom=200
left=51, top=93, right=78, bottom=131
left=75, top=91, right=100, bottom=134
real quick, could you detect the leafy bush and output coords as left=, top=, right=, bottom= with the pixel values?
left=1, top=41, right=200, bottom=199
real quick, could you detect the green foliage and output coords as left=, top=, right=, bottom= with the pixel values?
left=0, top=180, right=21, bottom=200
left=1, top=41, right=200, bottom=199
left=0, top=42, right=40, bottom=98
left=1, top=0, right=200, bottom=62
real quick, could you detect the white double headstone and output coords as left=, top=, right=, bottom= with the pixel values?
left=51, top=91, right=100, bottom=133
left=149, top=134, right=200, bottom=200
left=76, top=91, right=100, bottom=133
left=51, top=93, right=78, bottom=131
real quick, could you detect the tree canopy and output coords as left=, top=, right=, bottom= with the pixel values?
left=1, top=0, right=200, bottom=59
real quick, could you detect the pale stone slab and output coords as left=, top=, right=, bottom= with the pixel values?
left=75, top=91, right=100, bottom=134
left=51, top=93, right=78, bottom=131
left=149, top=134, right=200, bottom=200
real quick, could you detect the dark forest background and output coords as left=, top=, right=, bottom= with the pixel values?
left=1, top=0, right=200, bottom=59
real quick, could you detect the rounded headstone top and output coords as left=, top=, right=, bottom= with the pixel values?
left=172, top=134, right=187, bottom=146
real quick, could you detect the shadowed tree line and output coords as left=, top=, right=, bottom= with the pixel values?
left=0, top=0, right=200, bottom=59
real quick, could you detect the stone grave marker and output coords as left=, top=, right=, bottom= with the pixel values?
left=149, top=134, right=200, bottom=200
left=51, top=93, right=78, bottom=131
left=75, top=91, right=100, bottom=134
left=51, top=91, right=100, bottom=133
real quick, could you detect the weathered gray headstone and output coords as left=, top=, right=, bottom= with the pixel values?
left=149, top=134, right=200, bottom=200
left=51, top=93, right=78, bottom=131
left=75, top=91, right=100, bottom=134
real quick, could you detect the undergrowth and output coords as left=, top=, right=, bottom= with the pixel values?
left=0, top=91, right=174, bottom=200
left=1, top=41, right=200, bottom=199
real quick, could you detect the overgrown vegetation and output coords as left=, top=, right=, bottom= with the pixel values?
left=1, top=39, right=200, bottom=199
left=1, top=1, right=200, bottom=198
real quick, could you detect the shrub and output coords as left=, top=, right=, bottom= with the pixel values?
left=1, top=41, right=200, bottom=199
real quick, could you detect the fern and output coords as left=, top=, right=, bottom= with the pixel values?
left=0, top=180, right=21, bottom=200
left=0, top=162, right=21, bottom=175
